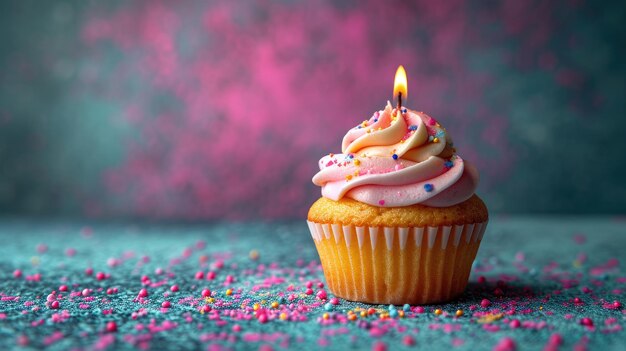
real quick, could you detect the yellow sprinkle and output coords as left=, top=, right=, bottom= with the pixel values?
left=253, top=303, right=260, bottom=311
left=539, top=306, right=543, bottom=310
left=323, top=313, right=330, bottom=320
left=477, top=313, right=504, bottom=324
left=271, top=301, right=279, bottom=309
left=456, top=309, right=464, bottom=317
left=398, top=311, right=405, bottom=318
left=280, top=312, right=288, bottom=320
left=348, top=314, right=357, bottom=321
left=434, top=309, right=443, bottom=315
left=360, top=311, right=367, bottom=318
left=354, top=159, right=361, bottom=166
left=249, top=249, right=259, bottom=260
left=345, top=174, right=353, bottom=181
left=225, top=289, right=232, bottom=296
left=433, top=137, right=439, bottom=143
left=208, top=297, right=215, bottom=303
left=379, top=313, right=389, bottom=319
left=367, top=129, right=371, bottom=133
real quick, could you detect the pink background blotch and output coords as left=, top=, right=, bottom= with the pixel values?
left=82, top=1, right=517, bottom=219
left=2, top=0, right=623, bottom=218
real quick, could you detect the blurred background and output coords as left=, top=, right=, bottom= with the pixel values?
left=0, top=0, right=624, bottom=220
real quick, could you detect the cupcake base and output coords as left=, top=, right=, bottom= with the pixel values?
left=307, top=221, right=486, bottom=305
left=306, top=195, right=488, bottom=305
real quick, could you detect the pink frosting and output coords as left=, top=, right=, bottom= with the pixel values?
left=312, top=102, right=479, bottom=207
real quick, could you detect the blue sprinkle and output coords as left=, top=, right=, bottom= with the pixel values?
left=388, top=304, right=396, bottom=311
left=389, top=309, right=399, bottom=318
left=409, top=125, right=418, bottom=131
left=424, top=183, right=434, bottom=192
left=357, top=126, right=362, bottom=129
left=444, top=161, right=454, bottom=168
left=402, top=108, right=407, bottom=113
left=392, top=154, right=398, bottom=160
left=324, top=303, right=333, bottom=311
left=428, top=135, right=434, bottom=142
left=374, top=118, right=378, bottom=122
left=403, top=304, right=411, bottom=312
left=436, top=130, right=445, bottom=138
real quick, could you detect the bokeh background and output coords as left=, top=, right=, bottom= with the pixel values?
left=0, top=0, right=624, bottom=220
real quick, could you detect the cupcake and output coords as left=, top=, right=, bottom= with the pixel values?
left=307, top=99, right=488, bottom=305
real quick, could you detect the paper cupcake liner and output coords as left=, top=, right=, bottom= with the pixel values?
left=306, top=221, right=487, bottom=305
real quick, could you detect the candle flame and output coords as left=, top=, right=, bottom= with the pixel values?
left=393, top=65, right=408, bottom=103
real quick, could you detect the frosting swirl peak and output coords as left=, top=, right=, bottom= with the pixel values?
left=312, top=102, right=478, bottom=207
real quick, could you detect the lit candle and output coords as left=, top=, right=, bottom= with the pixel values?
left=393, top=65, right=408, bottom=111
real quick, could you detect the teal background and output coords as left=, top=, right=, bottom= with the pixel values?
left=1, top=0, right=625, bottom=218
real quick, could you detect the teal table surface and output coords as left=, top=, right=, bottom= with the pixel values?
left=0, top=217, right=625, bottom=350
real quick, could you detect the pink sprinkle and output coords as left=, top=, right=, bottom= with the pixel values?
left=106, top=321, right=117, bottom=332
left=402, top=335, right=415, bottom=346
left=155, top=267, right=164, bottom=275
left=257, top=314, right=268, bottom=324
left=372, top=341, right=387, bottom=351
left=305, top=281, right=313, bottom=289
left=493, top=337, right=516, bottom=351
left=201, top=305, right=211, bottom=313
left=316, top=290, right=327, bottom=300
left=46, top=293, right=57, bottom=302
left=330, top=298, right=340, bottom=305
left=13, top=269, right=22, bottom=278
left=580, top=317, right=594, bottom=327
left=81, top=289, right=91, bottom=297
left=478, top=276, right=486, bottom=284
left=317, top=282, right=324, bottom=288
left=170, top=285, right=179, bottom=292
left=378, top=200, right=385, bottom=206
left=59, top=285, right=68, bottom=292
left=107, top=258, right=120, bottom=267
left=613, top=301, right=622, bottom=309
left=162, top=301, right=171, bottom=308
left=509, top=320, right=521, bottom=329
left=548, top=333, right=563, bottom=345
left=85, top=268, right=93, bottom=276
left=232, top=324, right=241, bottom=332
left=96, top=272, right=106, bottom=281
left=138, top=289, right=148, bottom=298
left=305, top=288, right=313, bottom=295
left=194, top=271, right=204, bottom=280
left=414, top=306, right=425, bottom=314
left=481, top=299, right=491, bottom=308
left=206, top=271, right=216, bottom=280
left=201, top=289, right=211, bottom=297
left=50, top=301, right=59, bottom=309
left=65, top=248, right=76, bottom=257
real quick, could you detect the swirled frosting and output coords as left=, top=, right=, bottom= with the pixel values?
left=312, top=102, right=478, bottom=207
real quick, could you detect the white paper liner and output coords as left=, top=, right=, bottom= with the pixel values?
left=306, top=220, right=488, bottom=304
left=307, top=221, right=488, bottom=250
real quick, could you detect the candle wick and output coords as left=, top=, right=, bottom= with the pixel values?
left=397, top=92, right=402, bottom=111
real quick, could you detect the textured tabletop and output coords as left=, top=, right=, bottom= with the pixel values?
left=0, top=217, right=624, bottom=350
